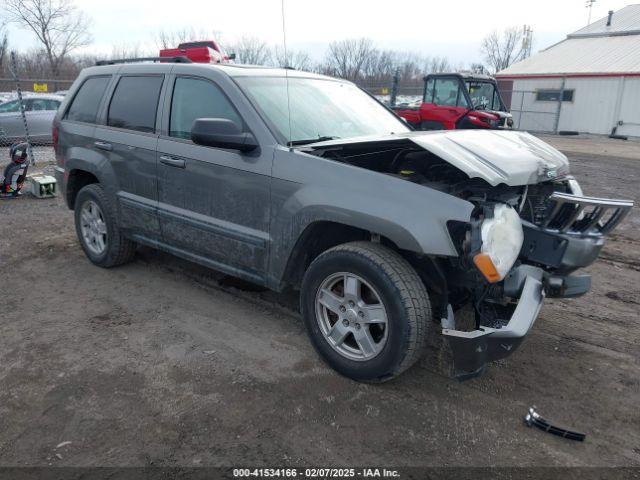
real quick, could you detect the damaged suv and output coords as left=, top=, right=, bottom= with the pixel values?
left=54, top=60, right=633, bottom=381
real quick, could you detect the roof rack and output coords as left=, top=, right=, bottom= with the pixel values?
left=95, top=56, right=192, bottom=66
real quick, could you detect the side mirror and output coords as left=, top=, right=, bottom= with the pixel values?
left=191, top=118, right=258, bottom=153
left=228, top=53, right=237, bottom=60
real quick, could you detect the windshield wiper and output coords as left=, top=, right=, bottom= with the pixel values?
left=288, top=136, right=341, bottom=146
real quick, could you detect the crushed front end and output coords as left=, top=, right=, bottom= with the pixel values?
left=440, top=177, right=633, bottom=378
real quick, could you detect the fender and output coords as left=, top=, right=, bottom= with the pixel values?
left=267, top=148, right=474, bottom=287
left=63, top=145, right=118, bottom=207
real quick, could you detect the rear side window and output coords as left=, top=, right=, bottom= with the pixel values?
left=170, top=77, right=242, bottom=139
left=65, top=76, right=110, bottom=123
left=108, top=76, right=164, bottom=133
left=28, top=99, right=61, bottom=111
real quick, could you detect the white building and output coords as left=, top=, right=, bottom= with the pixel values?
left=496, top=5, right=640, bottom=137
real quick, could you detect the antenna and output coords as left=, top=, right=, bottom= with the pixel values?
left=281, top=0, right=293, bottom=149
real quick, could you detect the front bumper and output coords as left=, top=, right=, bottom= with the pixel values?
left=443, top=273, right=544, bottom=379
left=443, top=191, right=633, bottom=379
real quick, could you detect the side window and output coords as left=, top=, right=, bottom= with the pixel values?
left=536, top=89, right=574, bottom=102
left=493, top=89, right=502, bottom=110
left=424, top=78, right=435, bottom=103
left=0, top=100, right=21, bottom=113
left=433, top=78, right=468, bottom=108
left=65, top=76, right=111, bottom=123
left=108, top=76, right=164, bottom=133
left=170, top=77, right=242, bottom=140
left=27, top=99, right=52, bottom=111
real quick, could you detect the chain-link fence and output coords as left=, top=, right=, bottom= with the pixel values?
left=1, top=53, right=67, bottom=196
left=361, top=82, right=422, bottom=106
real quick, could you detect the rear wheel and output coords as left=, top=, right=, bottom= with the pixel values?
left=301, top=241, right=431, bottom=382
left=74, top=184, right=136, bottom=268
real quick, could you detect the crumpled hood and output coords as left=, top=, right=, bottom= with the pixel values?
left=309, top=130, right=570, bottom=187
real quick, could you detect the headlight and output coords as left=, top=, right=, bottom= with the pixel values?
left=473, top=204, right=524, bottom=283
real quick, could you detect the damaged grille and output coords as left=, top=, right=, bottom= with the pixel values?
left=541, top=192, right=633, bottom=236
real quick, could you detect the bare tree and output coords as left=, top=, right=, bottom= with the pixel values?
left=156, top=27, right=224, bottom=50
left=324, top=38, right=376, bottom=81
left=109, top=43, right=153, bottom=60
left=0, top=22, right=8, bottom=71
left=227, top=36, right=271, bottom=65
left=3, top=0, right=91, bottom=77
left=273, top=46, right=311, bottom=71
left=481, top=26, right=532, bottom=73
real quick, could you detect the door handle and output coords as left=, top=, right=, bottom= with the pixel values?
left=160, top=155, right=186, bottom=168
left=94, top=141, right=112, bottom=152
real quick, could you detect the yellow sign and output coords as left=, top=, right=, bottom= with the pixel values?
left=380, top=87, right=389, bottom=95
left=33, top=83, right=48, bottom=92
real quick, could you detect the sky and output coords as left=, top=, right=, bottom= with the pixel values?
left=5, top=0, right=635, bottom=65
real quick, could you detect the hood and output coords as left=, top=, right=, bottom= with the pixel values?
left=308, top=130, right=569, bottom=187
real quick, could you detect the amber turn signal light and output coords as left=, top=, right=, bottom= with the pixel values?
left=473, top=253, right=501, bottom=283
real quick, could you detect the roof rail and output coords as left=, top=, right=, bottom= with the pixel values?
left=95, top=56, right=192, bottom=66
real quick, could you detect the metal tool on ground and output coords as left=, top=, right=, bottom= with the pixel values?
left=524, top=406, right=586, bottom=441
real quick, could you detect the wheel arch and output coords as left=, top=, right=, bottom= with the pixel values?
left=66, top=169, right=99, bottom=209
left=278, top=220, right=402, bottom=290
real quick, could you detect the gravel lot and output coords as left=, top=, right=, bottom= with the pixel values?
left=0, top=136, right=638, bottom=468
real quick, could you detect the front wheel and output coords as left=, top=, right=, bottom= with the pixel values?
left=300, top=241, right=432, bottom=382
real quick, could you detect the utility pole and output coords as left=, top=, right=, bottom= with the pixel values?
left=586, top=0, right=597, bottom=25
left=522, top=25, right=533, bottom=58
left=390, top=67, right=400, bottom=107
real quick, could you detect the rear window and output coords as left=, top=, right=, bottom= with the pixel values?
left=65, top=76, right=110, bottom=123
left=107, top=76, right=164, bottom=133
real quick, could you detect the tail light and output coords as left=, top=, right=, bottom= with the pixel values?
left=52, top=126, right=64, bottom=167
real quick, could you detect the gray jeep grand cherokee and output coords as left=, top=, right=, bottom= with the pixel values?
left=53, top=59, right=633, bottom=382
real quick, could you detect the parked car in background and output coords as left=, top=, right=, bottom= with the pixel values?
left=0, top=94, right=64, bottom=145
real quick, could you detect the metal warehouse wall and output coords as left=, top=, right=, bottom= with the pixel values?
left=509, top=76, right=640, bottom=137
left=618, top=78, right=640, bottom=137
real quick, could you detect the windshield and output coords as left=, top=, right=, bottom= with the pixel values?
left=236, top=76, right=409, bottom=145
left=465, top=81, right=503, bottom=111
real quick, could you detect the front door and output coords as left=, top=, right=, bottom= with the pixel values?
left=421, top=76, right=469, bottom=129
left=156, top=75, right=271, bottom=285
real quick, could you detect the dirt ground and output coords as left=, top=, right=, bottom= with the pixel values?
left=0, top=136, right=638, bottom=468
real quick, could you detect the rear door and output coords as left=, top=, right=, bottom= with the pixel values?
left=93, top=69, right=168, bottom=241
left=156, top=72, right=272, bottom=284
left=421, top=76, right=469, bottom=129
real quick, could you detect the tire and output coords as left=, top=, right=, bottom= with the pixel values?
left=300, top=241, right=431, bottom=382
left=74, top=183, right=136, bottom=268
